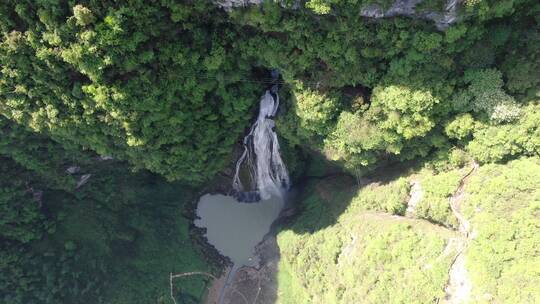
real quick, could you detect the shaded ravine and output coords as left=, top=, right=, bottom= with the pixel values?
left=197, top=86, right=478, bottom=303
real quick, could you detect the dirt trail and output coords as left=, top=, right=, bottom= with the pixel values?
left=203, top=267, right=230, bottom=304
left=443, top=162, right=479, bottom=304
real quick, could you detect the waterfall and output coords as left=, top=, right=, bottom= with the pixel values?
left=232, top=86, right=290, bottom=200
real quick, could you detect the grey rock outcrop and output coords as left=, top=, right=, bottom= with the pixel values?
left=361, top=0, right=461, bottom=30
left=76, top=174, right=92, bottom=189
left=215, top=0, right=264, bottom=11
left=66, top=166, right=81, bottom=174
left=214, top=0, right=460, bottom=30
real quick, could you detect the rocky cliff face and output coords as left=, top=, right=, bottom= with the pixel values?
left=215, top=0, right=461, bottom=30
left=214, top=0, right=264, bottom=11
left=360, top=0, right=461, bottom=30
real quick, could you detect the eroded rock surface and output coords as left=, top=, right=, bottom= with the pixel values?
left=361, top=0, right=460, bottom=30
left=215, top=0, right=461, bottom=30
left=215, top=0, right=264, bottom=11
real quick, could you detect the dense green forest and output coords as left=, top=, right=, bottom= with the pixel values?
left=1, top=0, right=539, bottom=303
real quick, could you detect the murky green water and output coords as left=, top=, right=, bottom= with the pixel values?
left=195, top=194, right=284, bottom=266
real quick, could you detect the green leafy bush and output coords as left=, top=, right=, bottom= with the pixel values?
left=467, top=103, right=540, bottom=163
left=415, top=169, right=461, bottom=228
left=350, top=177, right=410, bottom=215
left=445, top=113, right=475, bottom=140
left=292, top=86, right=341, bottom=137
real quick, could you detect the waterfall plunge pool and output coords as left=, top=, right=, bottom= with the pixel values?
left=195, top=81, right=288, bottom=272
left=194, top=194, right=284, bottom=267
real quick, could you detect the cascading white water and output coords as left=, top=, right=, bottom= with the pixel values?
left=232, top=89, right=290, bottom=200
